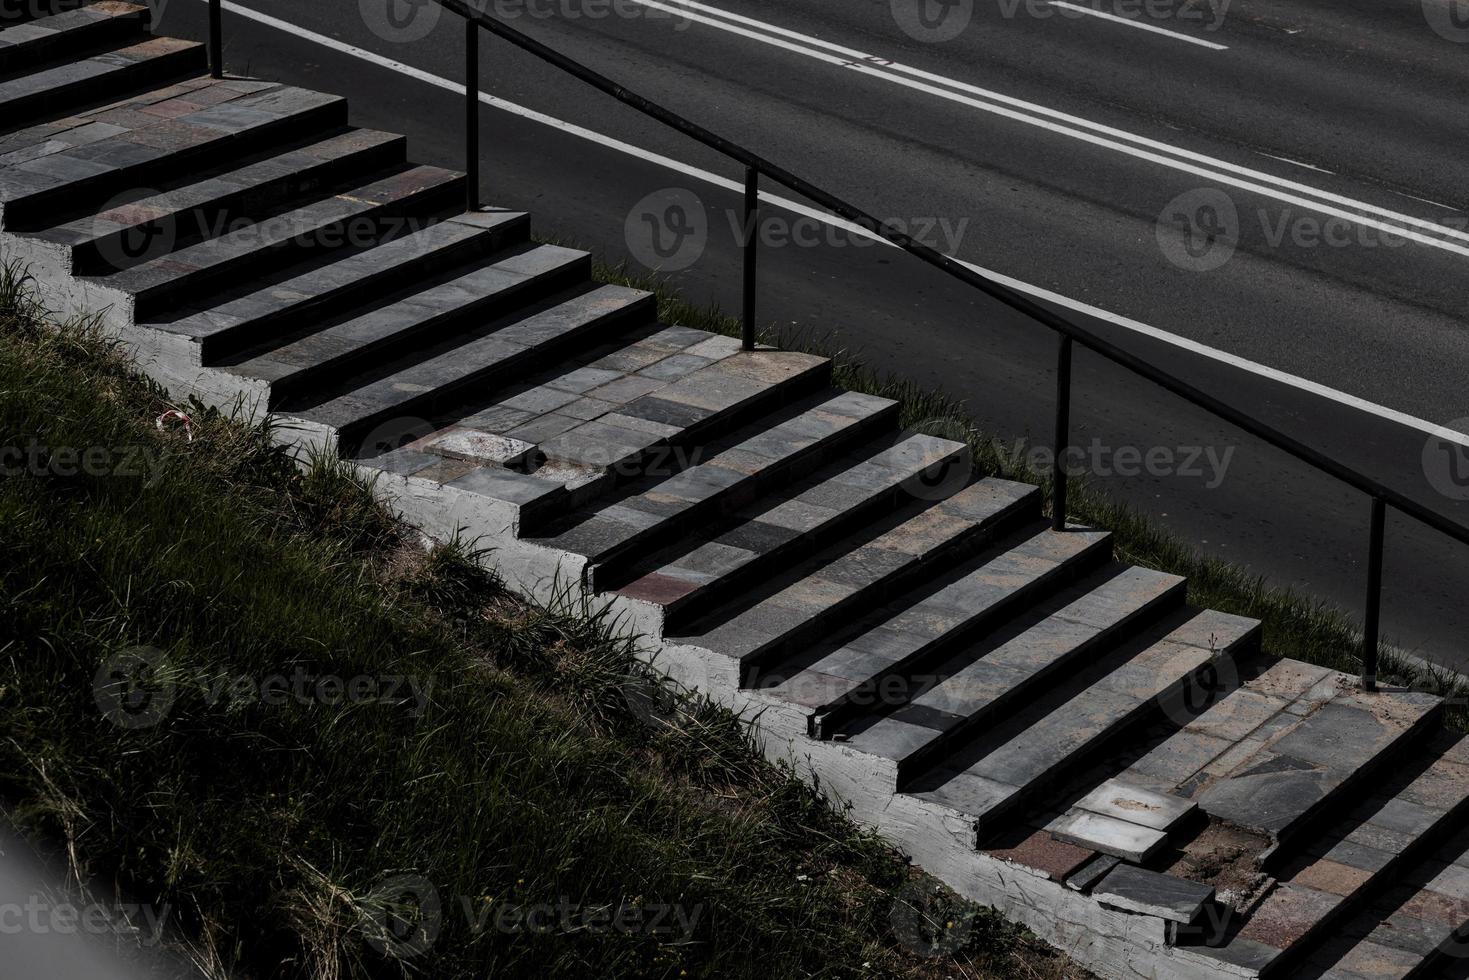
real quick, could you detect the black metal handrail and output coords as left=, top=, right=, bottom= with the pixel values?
left=204, top=0, right=1469, bottom=688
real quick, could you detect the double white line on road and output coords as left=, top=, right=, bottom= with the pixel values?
left=635, top=0, right=1469, bottom=259
left=200, top=0, right=1469, bottom=451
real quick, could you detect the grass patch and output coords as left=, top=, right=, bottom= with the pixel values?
left=0, top=260, right=1079, bottom=979
left=586, top=257, right=1469, bottom=729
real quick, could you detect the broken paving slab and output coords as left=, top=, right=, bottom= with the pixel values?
left=1076, top=778, right=1196, bottom=832
left=1049, top=809, right=1169, bottom=863
left=1092, top=863, right=1215, bottom=923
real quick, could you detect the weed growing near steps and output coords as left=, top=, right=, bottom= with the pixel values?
left=0, top=261, right=1079, bottom=980
left=585, top=257, right=1469, bottom=729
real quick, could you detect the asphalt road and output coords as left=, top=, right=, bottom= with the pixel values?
left=150, top=0, right=1469, bottom=667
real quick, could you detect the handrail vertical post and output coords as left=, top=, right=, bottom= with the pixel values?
left=1052, top=334, right=1073, bottom=532
left=741, top=165, right=759, bottom=351
left=1362, top=496, right=1386, bottom=691
left=465, top=19, right=481, bottom=212
left=208, top=0, right=223, bottom=79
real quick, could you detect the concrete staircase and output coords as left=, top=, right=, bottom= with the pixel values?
left=4, top=7, right=1467, bottom=979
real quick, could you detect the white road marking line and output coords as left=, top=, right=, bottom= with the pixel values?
left=1259, top=152, right=1334, bottom=175
left=1045, top=1, right=1229, bottom=49
left=635, top=0, right=1469, bottom=258
left=649, top=0, right=1469, bottom=250
left=202, top=0, right=1469, bottom=451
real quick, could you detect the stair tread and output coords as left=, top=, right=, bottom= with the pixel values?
left=222, top=243, right=585, bottom=389
left=1304, top=819, right=1469, bottom=979
left=534, top=389, right=899, bottom=565
left=29, top=127, right=405, bottom=252
left=680, top=477, right=1041, bottom=663
left=142, top=210, right=523, bottom=338
left=347, top=326, right=770, bottom=489
left=0, top=34, right=202, bottom=121
left=913, top=608, right=1259, bottom=828
left=92, top=164, right=463, bottom=300
left=766, top=526, right=1113, bottom=722
left=615, top=433, right=966, bottom=613
left=1124, top=660, right=1442, bottom=844
left=844, top=564, right=1185, bottom=772
left=300, top=281, right=650, bottom=431
left=0, top=80, right=345, bottom=223
left=0, top=2, right=149, bottom=73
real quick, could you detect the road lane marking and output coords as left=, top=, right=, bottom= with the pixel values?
left=645, top=0, right=1469, bottom=252
left=199, top=0, right=1469, bottom=451
left=1045, top=1, right=1229, bottom=48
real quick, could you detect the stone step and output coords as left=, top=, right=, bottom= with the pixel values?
left=1123, top=660, right=1443, bottom=856
left=839, top=564, right=1187, bottom=784
left=0, top=0, right=88, bottom=27
left=909, top=608, right=1261, bottom=844
left=143, top=210, right=529, bottom=361
left=1300, top=821, right=1469, bottom=980
left=0, top=2, right=150, bottom=75
left=92, top=164, right=466, bottom=319
left=761, top=524, right=1115, bottom=738
left=0, top=35, right=204, bottom=130
left=534, top=389, right=901, bottom=585
left=0, top=81, right=348, bottom=229
left=677, top=477, right=1042, bottom=676
left=299, top=283, right=657, bottom=451
left=1170, top=735, right=1469, bottom=979
left=218, top=243, right=590, bottom=407
left=611, top=433, right=969, bottom=622
left=351, top=332, right=831, bottom=532
left=32, top=128, right=408, bottom=274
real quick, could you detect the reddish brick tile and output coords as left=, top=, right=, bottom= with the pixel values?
left=985, top=830, right=1095, bottom=882
left=616, top=572, right=701, bottom=606
left=1238, top=884, right=1339, bottom=950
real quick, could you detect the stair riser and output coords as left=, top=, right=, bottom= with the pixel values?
left=71, top=136, right=410, bottom=275
left=896, top=582, right=1188, bottom=784
left=1, top=43, right=206, bottom=132
left=2, top=98, right=351, bottom=230
left=810, top=533, right=1116, bottom=739
left=196, top=215, right=532, bottom=361
left=258, top=251, right=587, bottom=407
left=601, top=438, right=947, bottom=609
left=334, top=291, right=658, bottom=454
left=587, top=404, right=903, bottom=587
left=739, top=498, right=1047, bottom=692
left=974, top=654, right=1246, bottom=846
left=131, top=176, right=467, bottom=320
left=569, top=363, right=839, bottom=550
left=1262, top=701, right=1445, bottom=869
left=0, top=10, right=150, bottom=74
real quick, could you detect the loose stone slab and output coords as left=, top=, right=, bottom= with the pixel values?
left=1049, top=809, right=1168, bottom=863
left=1077, top=778, right=1196, bottom=832
left=1092, top=863, right=1214, bottom=923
